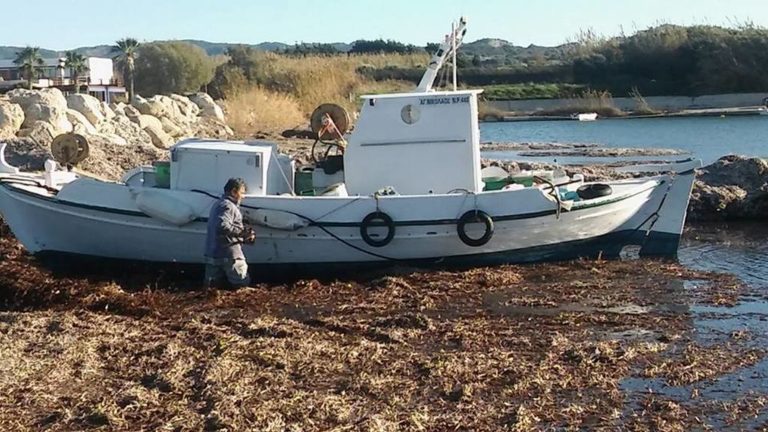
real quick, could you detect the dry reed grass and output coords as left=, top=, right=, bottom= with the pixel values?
left=253, top=52, right=425, bottom=109
left=221, top=86, right=307, bottom=138
left=222, top=52, right=425, bottom=134
left=630, top=86, right=660, bottom=115
left=478, top=102, right=511, bottom=121
left=535, top=90, right=625, bottom=117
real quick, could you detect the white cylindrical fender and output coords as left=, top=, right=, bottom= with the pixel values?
left=135, top=190, right=197, bottom=226
left=245, top=208, right=309, bottom=231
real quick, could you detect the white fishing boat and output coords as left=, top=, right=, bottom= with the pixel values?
left=572, top=112, right=598, bottom=121
left=0, top=18, right=701, bottom=272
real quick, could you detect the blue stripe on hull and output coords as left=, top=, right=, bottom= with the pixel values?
left=34, top=230, right=682, bottom=280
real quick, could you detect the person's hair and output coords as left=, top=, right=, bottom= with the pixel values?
left=224, top=178, right=247, bottom=195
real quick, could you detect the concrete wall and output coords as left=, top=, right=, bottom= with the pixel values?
left=487, top=92, right=768, bottom=113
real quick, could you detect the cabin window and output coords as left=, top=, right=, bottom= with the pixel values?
left=401, top=104, right=420, bottom=124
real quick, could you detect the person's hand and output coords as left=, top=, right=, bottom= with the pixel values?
left=244, top=227, right=256, bottom=244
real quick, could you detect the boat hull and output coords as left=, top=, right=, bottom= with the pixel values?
left=0, top=163, right=697, bottom=269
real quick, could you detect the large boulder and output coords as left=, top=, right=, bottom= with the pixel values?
left=144, top=95, right=172, bottom=117
left=142, top=96, right=169, bottom=118
left=123, top=104, right=141, bottom=119
left=144, top=123, right=174, bottom=149
left=170, top=94, right=200, bottom=119
left=17, top=120, right=58, bottom=146
left=133, top=114, right=164, bottom=131
left=189, top=93, right=225, bottom=122
left=90, top=133, right=128, bottom=146
left=133, top=95, right=191, bottom=126
left=131, top=95, right=152, bottom=116
left=194, top=117, right=234, bottom=139
left=66, top=108, right=98, bottom=135
left=7, top=88, right=68, bottom=111
left=160, top=117, right=184, bottom=138
left=66, top=93, right=105, bottom=125
left=0, top=101, right=24, bottom=139
left=23, top=103, right=72, bottom=135
left=100, top=102, right=116, bottom=121
left=109, top=102, right=126, bottom=116
left=108, top=115, right=153, bottom=146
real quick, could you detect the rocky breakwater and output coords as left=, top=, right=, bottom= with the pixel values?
left=689, top=155, right=768, bottom=221
left=481, top=152, right=767, bottom=221
left=0, top=89, right=232, bottom=178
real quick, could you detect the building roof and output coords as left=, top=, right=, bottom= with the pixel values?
left=0, top=58, right=62, bottom=69
left=0, top=57, right=113, bottom=69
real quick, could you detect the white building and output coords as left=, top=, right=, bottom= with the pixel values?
left=0, top=56, right=126, bottom=102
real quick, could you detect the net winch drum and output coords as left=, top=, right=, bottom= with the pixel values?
left=51, top=133, right=90, bottom=169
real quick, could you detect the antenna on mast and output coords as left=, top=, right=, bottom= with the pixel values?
left=415, top=17, right=467, bottom=93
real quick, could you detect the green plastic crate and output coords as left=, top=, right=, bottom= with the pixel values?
left=153, top=161, right=171, bottom=188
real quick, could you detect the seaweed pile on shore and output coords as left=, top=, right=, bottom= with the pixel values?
left=0, top=224, right=766, bottom=430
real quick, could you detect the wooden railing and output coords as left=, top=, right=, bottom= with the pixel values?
left=48, top=76, right=124, bottom=87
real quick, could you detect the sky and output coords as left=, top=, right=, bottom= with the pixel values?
left=1, top=0, right=767, bottom=49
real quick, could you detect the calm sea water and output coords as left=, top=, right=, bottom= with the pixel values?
left=480, top=116, right=768, bottom=165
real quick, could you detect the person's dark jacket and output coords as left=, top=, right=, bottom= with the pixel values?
left=204, top=196, right=247, bottom=260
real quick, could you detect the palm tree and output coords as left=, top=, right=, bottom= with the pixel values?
left=13, top=46, right=44, bottom=90
left=65, top=51, right=88, bottom=93
left=112, top=38, right=140, bottom=101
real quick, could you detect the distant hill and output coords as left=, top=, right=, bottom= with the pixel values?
left=462, top=38, right=572, bottom=65
left=0, top=40, right=358, bottom=60
left=0, top=46, right=59, bottom=60
left=0, top=39, right=562, bottom=60
left=72, top=45, right=115, bottom=57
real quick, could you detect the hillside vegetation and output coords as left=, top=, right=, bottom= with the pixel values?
left=210, top=48, right=427, bottom=136
left=361, top=25, right=768, bottom=99
left=3, top=23, right=768, bottom=132
left=214, top=24, right=768, bottom=132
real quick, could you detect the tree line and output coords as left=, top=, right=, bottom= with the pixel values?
left=354, top=25, right=768, bottom=97
left=570, top=24, right=768, bottom=95
left=11, top=24, right=768, bottom=100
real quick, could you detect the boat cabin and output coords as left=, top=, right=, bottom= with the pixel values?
left=343, top=90, right=483, bottom=196
left=167, top=139, right=294, bottom=196
left=129, top=87, right=485, bottom=199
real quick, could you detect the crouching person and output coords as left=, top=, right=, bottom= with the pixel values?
left=204, top=177, right=256, bottom=290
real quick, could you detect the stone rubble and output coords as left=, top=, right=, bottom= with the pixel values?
left=0, top=89, right=232, bottom=178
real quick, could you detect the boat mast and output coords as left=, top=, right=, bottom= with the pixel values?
left=452, top=21, right=457, bottom=91
left=415, top=17, right=468, bottom=93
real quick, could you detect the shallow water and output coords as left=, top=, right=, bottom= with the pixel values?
left=617, top=224, right=768, bottom=429
left=680, top=222, right=768, bottom=288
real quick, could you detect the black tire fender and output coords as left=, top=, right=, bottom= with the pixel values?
left=360, top=211, right=395, bottom=247
left=457, top=210, right=494, bottom=247
left=576, top=183, right=613, bottom=200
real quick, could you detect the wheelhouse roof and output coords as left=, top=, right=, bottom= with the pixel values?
left=171, top=138, right=277, bottom=154
left=359, top=89, right=483, bottom=99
